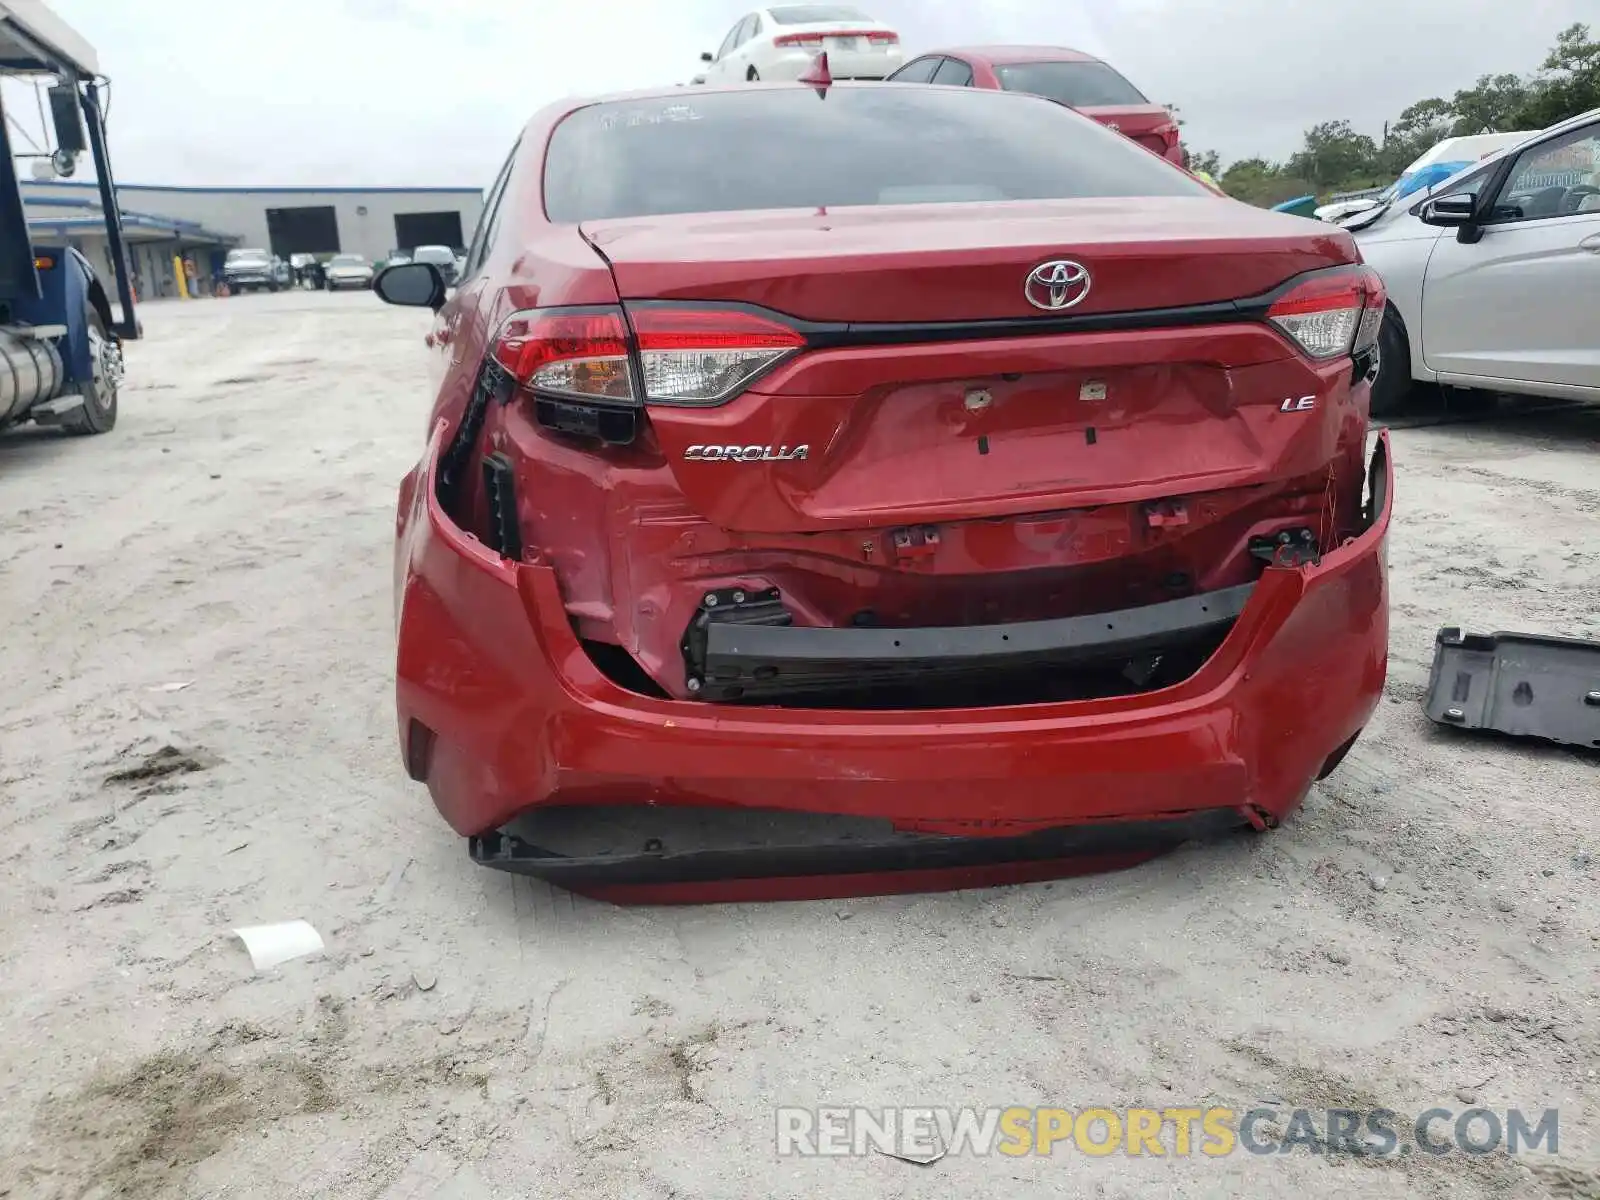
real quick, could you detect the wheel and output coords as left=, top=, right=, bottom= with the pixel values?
left=268, top=282, right=280, bottom=293
left=1368, top=306, right=1413, bottom=419
left=61, top=305, right=120, bottom=436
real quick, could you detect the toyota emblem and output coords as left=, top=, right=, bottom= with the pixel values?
left=1025, top=260, right=1092, bottom=311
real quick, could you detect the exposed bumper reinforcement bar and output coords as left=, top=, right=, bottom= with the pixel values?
left=697, top=583, right=1255, bottom=703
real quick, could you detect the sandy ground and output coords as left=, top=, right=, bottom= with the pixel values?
left=1, top=289, right=1596, bottom=1200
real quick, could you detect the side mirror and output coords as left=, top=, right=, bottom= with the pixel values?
left=1419, top=193, right=1477, bottom=227
left=47, top=82, right=87, bottom=154
left=701, top=51, right=714, bottom=62
left=374, top=262, right=445, bottom=310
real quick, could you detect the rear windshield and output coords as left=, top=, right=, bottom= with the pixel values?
left=412, top=246, right=453, bottom=263
left=994, top=61, right=1149, bottom=107
left=769, top=5, right=869, bottom=23
left=544, top=88, right=1204, bottom=223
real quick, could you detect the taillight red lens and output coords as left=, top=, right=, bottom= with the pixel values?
left=631, top=307, right=805, bottom=406
left=1353, top=269, right=1387, bottom=356
left=775, top=29, right=895, bottom=46
left=490, top=306, right=807, bottom=410
left=632, top=307, right=805, bottom=352
left=1267, top=267, right=1385, bottom=361
left=493, top=308, right=635, bottom=403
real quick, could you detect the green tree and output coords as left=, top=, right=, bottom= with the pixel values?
left=1381, top=98, right=1455, bottom=173
left=1188, top=149, right=1223, bottom=177
left=1219, top=158, right=1317, bottom=207
left=1286, top=120, right=1381, bottom=187
left=1447, top=72, right=1533, bottom=134
left=1518, top=22, right=1600, bottom=128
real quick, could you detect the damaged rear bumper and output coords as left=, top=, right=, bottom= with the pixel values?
left=394, top=424, right=1394, bottom=895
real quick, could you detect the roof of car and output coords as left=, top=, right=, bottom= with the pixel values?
left=925, top=45, right=1103, bottom=65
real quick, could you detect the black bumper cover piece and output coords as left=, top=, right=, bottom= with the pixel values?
left=698, top=583, right=1254, bottom=703
left=470, top=808, right=1248, bottom=888
left=1424, top=627, right=1600, bottom=750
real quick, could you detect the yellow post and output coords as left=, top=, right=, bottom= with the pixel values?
left=173, top=254, right=190, bottom=299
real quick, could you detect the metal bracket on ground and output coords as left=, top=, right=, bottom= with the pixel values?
left=1423, top=627, right=1600, bottom=751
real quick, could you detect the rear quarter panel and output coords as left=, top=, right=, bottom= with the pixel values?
left=425, top=100, right=623, bottom=443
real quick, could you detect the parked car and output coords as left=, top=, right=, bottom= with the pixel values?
left=222, top=248, right=280, bottom=293
left=697, top=5, right=901, bottom=83
left=887, top=46, right=1183, bottom=165
left=410, top=244, right=458, bottom=286
left=289, top=252, right=320, bottom=287
left=1345, top=108, right=1600, bottom=415
left=324, top=253, right=375, bottom=291
left=1315, top=132, right=1534, bottom=223
left=372, top=78, right=1392, bottom=900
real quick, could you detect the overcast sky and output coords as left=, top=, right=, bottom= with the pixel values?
left=7, top=0, right=1593, bottom=189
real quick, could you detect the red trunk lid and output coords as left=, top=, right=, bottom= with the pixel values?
left=582, top=198, right=1354, bottom=324
left=1075, top=103, right=1180, bottom=158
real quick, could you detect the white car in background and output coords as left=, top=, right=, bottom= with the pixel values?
left=696, top=5, right=902, bottom=83
left=323, top=254, right=374, bottom=291
left=1315, top=132, right=1534, bottom=224
left=1346, top=107, right=1600, bottom=415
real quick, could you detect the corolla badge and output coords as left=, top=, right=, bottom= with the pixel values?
left=684, top=444, right=809, bottom=462
left=1025, top=260, right=1092, bottom=311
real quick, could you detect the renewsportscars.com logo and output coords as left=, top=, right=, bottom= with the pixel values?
left=775, top=1106, right=1561, bottom=1160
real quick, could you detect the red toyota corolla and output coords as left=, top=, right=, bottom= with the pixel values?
left=377, top=77, right=1392, bottom=904
left=887, top=45, right=1185, bottom=165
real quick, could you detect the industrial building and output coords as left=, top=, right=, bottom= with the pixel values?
left=20, top=180, right=483, bottom=298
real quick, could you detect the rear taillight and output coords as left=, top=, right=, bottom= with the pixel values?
left=1267, top=267, right=1386, bottom=361
left=631, top=307, right=805, bottom=405
left=492, top=309, right=635, bottom=402
left=1353, top=271, right=1387, bottom=356
left=490, top=305, right=804, bottom=410
left=774, top=29, right=896, bottom=46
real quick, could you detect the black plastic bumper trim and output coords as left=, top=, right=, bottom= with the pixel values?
left=470, top=808, right=1248, bottom=887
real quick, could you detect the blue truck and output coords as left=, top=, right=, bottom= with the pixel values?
left=1, top=0, right=138, bottom=436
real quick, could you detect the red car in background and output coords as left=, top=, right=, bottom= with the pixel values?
left=375, top=78, right=1391, bottom=904
left=887, top=45, right=1184, bottom=165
